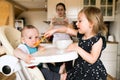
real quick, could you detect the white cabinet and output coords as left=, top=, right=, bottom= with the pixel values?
left=100, top=43, right=118, bottom=78
left=64, top=0, right=82, bottom=20
left=47, top=0, right=115, bottom=21
left=97, top=0, right=115, bottom=21
left=83, top=0, right=115, bottom=21
left=117, top=56, right=120, bottom=80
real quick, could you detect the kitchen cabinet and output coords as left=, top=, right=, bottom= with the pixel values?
left=100, top=43, right=118, bottom=78
left=0, top=0, right=14, bottom=27
left=64, top=0, right=82, bottom=20
left=83, top=0, right=115, bottom=21
left=47, top=0, right=115, bottom=21
left=100, top=0, right=115, bottom=21
left=117, top=55, right=120, bottom=80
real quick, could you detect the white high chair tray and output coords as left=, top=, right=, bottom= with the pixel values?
left=28, top=44, right=78, bottom=66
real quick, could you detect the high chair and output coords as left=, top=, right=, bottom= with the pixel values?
left=0, top=26, right=45, bottom=80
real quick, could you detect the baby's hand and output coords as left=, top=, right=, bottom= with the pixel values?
left=25, top=54, right=34, bottom=64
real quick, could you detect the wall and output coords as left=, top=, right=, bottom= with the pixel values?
left=17, top=11, right=49, bottom=34
left=110, top=0, right=120, bottom=79
left=110, top=1, right=120, bottom=42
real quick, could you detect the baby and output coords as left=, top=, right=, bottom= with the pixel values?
left=14, top=25, right=45, bottom=68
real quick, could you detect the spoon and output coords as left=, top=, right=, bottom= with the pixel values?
left=34, top=36, right=46, bottom=47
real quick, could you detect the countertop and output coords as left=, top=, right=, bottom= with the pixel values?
left=41, top=41, right=118, bottom=44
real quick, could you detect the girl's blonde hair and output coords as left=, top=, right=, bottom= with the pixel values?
left=79, top=7, right=108, bottom=36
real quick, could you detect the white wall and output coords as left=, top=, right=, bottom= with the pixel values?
left=18, top=11, right=50, bottom=34
left=110, top=0, right=120, bottom=79
left=110, top=1, right=120, bottom=42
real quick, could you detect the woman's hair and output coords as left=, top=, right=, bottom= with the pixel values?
left=56, top=2, right=66, bottom=11
left=79, top=7, right=108, bottom=36
left=21, top=25, right=38, bottom=37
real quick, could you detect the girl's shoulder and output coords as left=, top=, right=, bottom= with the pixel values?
left=91, top=33, right=106, bottom=50
left=77, top=33, right=106, bottom=50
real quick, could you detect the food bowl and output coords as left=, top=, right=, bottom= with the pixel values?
left=55, top=40, right=73, bottom=53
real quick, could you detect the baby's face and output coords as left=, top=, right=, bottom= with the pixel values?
left=22, top=28, right=39, bottom=47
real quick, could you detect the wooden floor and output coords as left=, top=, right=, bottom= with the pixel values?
left=107, top=74, right=117, bottom=80
left=0, top=72, right=116, bottom=80
left=0, top=73, right=16, bottom=80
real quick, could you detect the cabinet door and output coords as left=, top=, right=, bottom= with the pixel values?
left=65, top=0, right=82, bottom=21
left=47, top=0, right=65, bottom=21
left=117, top=56, right=120, bottom=80
left=83, top=0, right=96, bottom=7
left=99, top=0, right=115, bottom=21
left=83, top=0, right=115, bottom=21
left=100, top=43, right=118, bottom=78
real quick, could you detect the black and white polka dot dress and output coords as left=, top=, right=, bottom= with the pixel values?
left=66, top=33, right=107, bottom=80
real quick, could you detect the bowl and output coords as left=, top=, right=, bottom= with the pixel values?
left=55, top=40, right=73, bottom=50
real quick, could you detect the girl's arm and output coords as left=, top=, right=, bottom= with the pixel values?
left=14, top=48, right=34, bottom=63
left=67, top=38, right=103, bottom=64
left=44, top=27, right=78, bottom=38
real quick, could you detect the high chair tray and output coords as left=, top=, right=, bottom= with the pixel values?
left=27, top=44, right=78, bottom=66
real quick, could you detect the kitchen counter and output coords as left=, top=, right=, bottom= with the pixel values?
left=107, top=41, right=118, bottom=44
left=41, top=41, right=119, bottom=45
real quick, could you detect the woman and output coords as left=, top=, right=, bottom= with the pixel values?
left=47, top=2, right=73, bottom=74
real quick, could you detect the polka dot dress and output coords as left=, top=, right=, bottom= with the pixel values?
left=66, top=33, right=107, bottom=80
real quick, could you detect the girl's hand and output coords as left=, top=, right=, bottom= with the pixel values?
left=44, top=29, right=56, bottom=38
left=66, top=43, right=78, bottom=52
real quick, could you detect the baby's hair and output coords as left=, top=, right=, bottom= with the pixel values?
left=79, top=7, right=108, bottom=36
left=21, top=25, right=38, bottom=37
